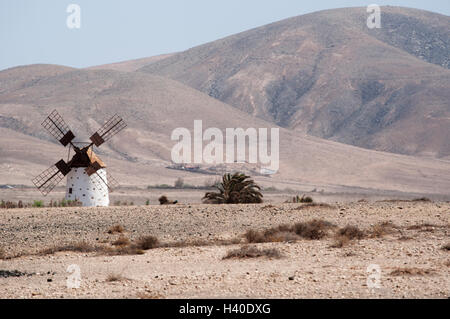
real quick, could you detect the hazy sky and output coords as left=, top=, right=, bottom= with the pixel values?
left=1, top=0, right=449, bottom=70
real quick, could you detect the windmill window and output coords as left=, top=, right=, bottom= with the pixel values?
left=83, top=194, right=86, bottom=197
left=69, top=188, right=72, bottom=194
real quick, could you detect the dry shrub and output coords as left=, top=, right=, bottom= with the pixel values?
left=245, top=220, right=335, bottom=243
left=106, top=273, right=125, bottom=282
left=158, top=195, right=178, bottom=205
left=330, top=225, right=365, bottom=248
left=164, top=237, right=241, bottom=248
left=223, top=245, right=282, bottom=259
left=336, top=225, right=365, bottom=240
left=442, top=243, right=450, bottom=251
left=0, top=248, right=5, bottom=259
left=370, top=221, right=398, bottom=238
left=330, top=235, right=351, bottom=248
left=245, top=229, right=269, bottom=243
left=294, top=203, right=334, bottom=210
left=108, top=224, right=125, bottom=234
left=39, top=241, right=109, bottom=255
left=244, top=225, right=296, bottom=243
left=112, top=245, right=145, bottom=256
left=378, top=198, right=431, bottom=203
left=292, top=195, right=313, bottom=203
left=112, top=235, right=130, bottom=246
left=389, top=267, right=434, bottom=276
left=158, top=195, right=169, bottom=204
left=407, top=223, right=438, bottom=230
left=136, top=236, right=159, bottom=250
left=293, top=219, right=335, bottom=240
left=137, top=292, right=163, bottom=299
left=445, top=260, right=450, bottom=267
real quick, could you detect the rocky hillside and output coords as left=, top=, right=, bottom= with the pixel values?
left=140, top=6, right=450, bottom=158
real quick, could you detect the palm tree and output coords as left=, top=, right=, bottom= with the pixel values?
left=202, top=172, right=263, bottom=204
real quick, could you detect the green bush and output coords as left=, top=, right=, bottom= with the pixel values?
left=32, top=200, right=44, bottom=208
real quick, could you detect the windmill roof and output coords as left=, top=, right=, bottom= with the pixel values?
left=87, top=148, right=107, bottom=168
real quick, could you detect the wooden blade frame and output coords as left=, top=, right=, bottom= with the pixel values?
left=42, top=110, right=75, bottom=146
left=32, top=160, right=70, bottom=196
left=90, top=170, right=119, bottom=193
left=85, top=161, right=102, bottom=176
left=89, top=114, right=126, bottom=147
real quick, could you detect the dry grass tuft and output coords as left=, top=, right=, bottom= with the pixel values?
left=135, top=236, right=159, bottom=250
left=0, top=248, right=5, bottom=259
left=39, top=241, right=109, bottom=255
left=106, top=273, right=126, bottom=282
left=293, top=219, right=335, bottom=240
left=294, top=203, right=334, bottom=210
left=389, top=267, right=434, bottom=276
left=136, top=292, right=164, bottom=299
left=163, top=237, right=241, bottom=248
left=108, top=224, right=125, bottom=234
left=330, top=235, right=351, bottom=248
left=406, top=223, right=441, bottom=231
left=245, top=219, right=335, bottom=243
left=330, top=225, right=365, bottom=248
left=369, top=221, right=398, bottom=238
left=336, top=225, right=365, bottom=240
left=112, top=235, right=130, bottom=247
left=112, top=245, right=145, bottom=255
left=223, top=245, right=282, bottom=259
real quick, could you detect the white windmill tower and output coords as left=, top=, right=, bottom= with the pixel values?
left=32, top=110, right=127, bottom=207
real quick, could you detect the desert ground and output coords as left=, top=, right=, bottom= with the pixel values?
left=0, top=198, right=448, bottom=299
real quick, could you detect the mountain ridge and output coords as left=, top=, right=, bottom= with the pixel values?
left=140, top=6, right=450, bottom=158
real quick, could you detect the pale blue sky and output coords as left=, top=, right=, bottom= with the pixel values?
left=1, top=0, right=449, bottom=71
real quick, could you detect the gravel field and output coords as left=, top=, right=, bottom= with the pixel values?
left=0, top=201, right=449, bottom=298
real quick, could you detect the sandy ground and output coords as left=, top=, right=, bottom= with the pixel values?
left=0, top=201, right=449, bottom=299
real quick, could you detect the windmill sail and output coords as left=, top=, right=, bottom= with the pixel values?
left=31, top=160, right=70, bottom=196
left=91, top=170, right=119, bottom=192
left=90, top=114, right=127, bottom=147
left=41, top=110, right=75, bottom=146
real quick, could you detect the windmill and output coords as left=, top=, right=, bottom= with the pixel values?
left=31, top=110, right=127, bottom=207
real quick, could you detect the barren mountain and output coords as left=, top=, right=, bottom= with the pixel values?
left=1, top=64, right=450, bottom=197
left=87, top=53, right=175, bottom=72
left=140, top=6, right=450, bottom=158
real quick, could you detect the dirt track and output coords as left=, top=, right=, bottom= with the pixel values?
left=0, top=201, right=449, bottom=298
